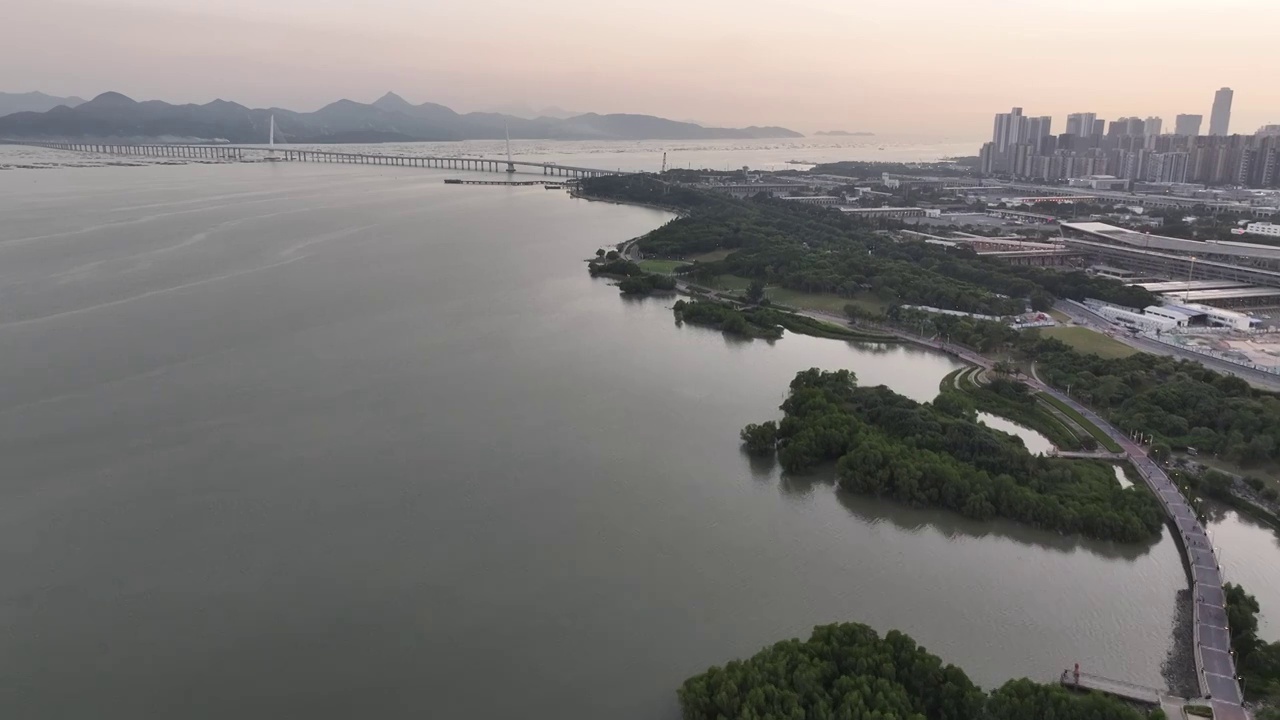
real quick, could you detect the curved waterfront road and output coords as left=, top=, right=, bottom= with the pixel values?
left=792, top=308, right=1250, bottom=718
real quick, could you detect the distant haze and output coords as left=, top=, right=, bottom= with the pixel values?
left=6, top=0, right=1279, bottom=137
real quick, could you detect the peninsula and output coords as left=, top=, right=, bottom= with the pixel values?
left=745, top=368, right=1164, bottom=542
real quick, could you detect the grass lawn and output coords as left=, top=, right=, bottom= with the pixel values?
left=708, top=274, right=753, bottom=292
left=1039, top=326, right=1137, bottom=359
left=1038, top=393, right=1123, bottom=453
left=687, top=249, right=734, bottom=263
left=1047, top=309, right=1072, bottom=323
left=766, top=288, right=889, bottom=315
left=638, top=259, right=691, bottom=275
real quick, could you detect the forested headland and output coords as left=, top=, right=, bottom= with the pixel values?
left=577, top=175, right=1153, bottom=315
left=744, top=368, right=1164, bottom=542
left=586, top=256, right=677, bottom=295
left=673, top=299, right=783, bottom=339
left=678, top=622, right=1155, bottom=720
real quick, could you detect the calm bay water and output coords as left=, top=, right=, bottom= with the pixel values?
left=0, top=136, right=981, bottom=173
left=0, top=157, right=1268, bottom=718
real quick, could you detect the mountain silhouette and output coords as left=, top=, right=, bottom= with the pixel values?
left=0, top=92, right=801, bottom=143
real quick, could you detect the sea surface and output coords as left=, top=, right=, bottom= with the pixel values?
left=0, top=153, right=1276, bottom=719
left=0, top=135, right=981, bottom=173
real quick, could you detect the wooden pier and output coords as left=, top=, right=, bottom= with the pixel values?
left=443, top=178, right=545, bottom=186
left=1060, top=670, right=1163, bottom=706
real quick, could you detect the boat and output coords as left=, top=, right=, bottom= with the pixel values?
left=544, top=183, right=564, bottom=190
left=444, top=178, right=463, bottom=184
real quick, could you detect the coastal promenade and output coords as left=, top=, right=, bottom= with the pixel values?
left=877, top=323, right=1249, bottom=720
left=757, top=302, right=1251, bottom=717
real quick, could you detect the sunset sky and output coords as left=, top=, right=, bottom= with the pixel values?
left=8, top=0, right=1280, bottom=137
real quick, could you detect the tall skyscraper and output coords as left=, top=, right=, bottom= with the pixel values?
left=1144, top=117, right=1163, bottom=136
left=1025, top=116, right=1052, bottom=151
left=1092, top=118, right=1106, bottom=136
left=1110, top=117, right=1146, bottom=137
left=1147, top=152, right=1189, bottom=183
left=1210, top=87, right=1233, bottom=136
left=1176, top=114, right=1203, bottom=136
left=991, top=107, right=1025, bottom=153
left=1066, top=112, right=1096, bottom=138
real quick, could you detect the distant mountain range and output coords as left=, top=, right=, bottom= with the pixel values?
left=481, top=102, right=582, bottom=120
left=0, top=91, right=85, bottom=117
left=0, top=91, right=802, bottom=143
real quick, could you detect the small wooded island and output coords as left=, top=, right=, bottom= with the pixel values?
left=743, top=369, right=1165, bottom=542
left=680, top=622, right=1153, bottom=720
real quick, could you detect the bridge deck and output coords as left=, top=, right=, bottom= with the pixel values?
left=6, top=142, right=630, bottom=178
left=1050, top=450, right=1127, bottom=460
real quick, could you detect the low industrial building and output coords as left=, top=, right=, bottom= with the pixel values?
left=1062, top=222, right=1280, bottom=288
left=1173, top=303, right=1263, bottom=330
left=1084, top=299, right=1263, bottom=332
left=839, top=207, right=932, bottom=219
left=779, top=196, right=843, bottom=206
left=1245, top=222, right=1280, bottom=238
left=985, top=208, right=1057, bottom=223
left=1163, top=287, right=1280, bottom=310
left=707, top=183, right=810, bottom=198
left=1091, top=265, right=1140, bottom=281
left=1086, top=302, right=1182, bottom=333
left=1133, top=279, right=1250, bottom=293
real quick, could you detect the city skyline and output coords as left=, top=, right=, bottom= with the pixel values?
left=978, top=87, right=1279, bottom=187
left=984, top=91, right=1280, bottom=144
left=4, top=0, right=1279, bottom=136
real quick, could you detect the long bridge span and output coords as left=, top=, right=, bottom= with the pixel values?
left=5, top=141, right=630, bottom=178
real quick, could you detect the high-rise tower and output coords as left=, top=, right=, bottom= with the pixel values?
left=1210, top=88, right=1233, bottom=136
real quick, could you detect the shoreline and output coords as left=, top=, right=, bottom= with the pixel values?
left=568, top=189, right=687, bottom=218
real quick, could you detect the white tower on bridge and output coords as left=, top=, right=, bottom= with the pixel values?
left=505, top=122, right=516, bottom=174
left=266, top=115, right=280, bottom=161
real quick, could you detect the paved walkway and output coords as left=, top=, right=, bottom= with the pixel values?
left=679, top=293, right=1253, bottom=718
left=793, top=309, right=1251, bottom=718
left=914, top=332, right=1247, bottom=717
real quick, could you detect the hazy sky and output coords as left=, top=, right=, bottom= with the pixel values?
left=7, top=0, right=1280, bottom=137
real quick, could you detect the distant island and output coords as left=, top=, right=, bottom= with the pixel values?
left=814, top=130, right=874, bottom=136
left=0, top=91, right=802, bottom=144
